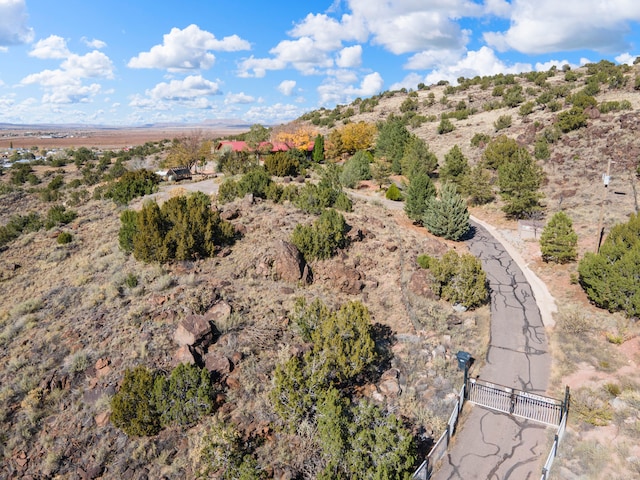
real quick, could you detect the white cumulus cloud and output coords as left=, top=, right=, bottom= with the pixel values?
left=318, top=71, right=383, bottom=105
left=483, top=0, right=640, bottom=54
left=336, top=45, right=362, bottom=68
left=128, top=24, right=250, bottom=71
left=29, top=35, right=70, bottom=59
left=82, top=37, right=107, bottom=49
left=278, top=80, right=297, bottom=96
left=0, top=0, right=33, bottom=46
left=225, top=92, right=255, bottom=104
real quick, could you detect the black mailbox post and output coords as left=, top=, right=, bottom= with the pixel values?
left=456, top=351, right=472, bottom=395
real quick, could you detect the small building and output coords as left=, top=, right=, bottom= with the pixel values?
left=166, top=167, right=192, bottom=182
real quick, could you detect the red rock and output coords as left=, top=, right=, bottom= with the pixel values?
left=173, top=345, right=196, bottom=365
left=173, top=314, right=213, bottom=347
left=95, top=411, right=110, bottom=427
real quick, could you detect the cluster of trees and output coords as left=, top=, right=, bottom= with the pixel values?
left=119, top=192, right=235, bottom=263
left=103, top=169, right=160, bottom=205
left=110, top=363, right=218, bottom=436
left=418, top=251, right=488, bottom=309
left=271, top=299, right=417, bottom=479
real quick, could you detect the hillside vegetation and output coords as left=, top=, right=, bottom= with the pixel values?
left=1, top=59, right=640, bottom=479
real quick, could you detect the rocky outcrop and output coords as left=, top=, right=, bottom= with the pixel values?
left=173, top=314, right=214, bottom=348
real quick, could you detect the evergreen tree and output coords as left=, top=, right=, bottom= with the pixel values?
left=313, top=134, right=325, bottom=163
left=404, top=173, right=436, bottom=224
left=482, top=134, right=520, bottom=170
left=462, top=165, right=494, bottom=205
left=497, top=148, right=545, bottom=219
left=375, top=117, right=411, bottom=175
left=400, top=135, right=438, bottom=180
left=578, top=213, right=640, bottom=317
left=540, top=211, right=578, bottom=263
left=423, top=183, right=470, bottom=241
left=439, top=145, right=469, bottom=187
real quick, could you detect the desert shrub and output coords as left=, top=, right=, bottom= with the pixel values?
left=294, top=166, right=344, bottom=214
left=291, top=208, right=347, bottom=261
left=534, top=137, right=550, bottom=160
left=494, top=115, right=512, bottom=131
left=503, top=84, right=524, bottom=107
left=104, top=169, right=160, bottom=205
left=110, top=365, right=161, bottom=436
left=339, top=150, right=372, bottom=188
left=540, top=211, right=577, bottom=263
left=217, top=178, right=239, bottom=204
left=416, top=254, right=431, bottom=269
left=154, top=363, right=217, bottom=427
left=519, top=101, right=535, bottom=116
left=124, top=273, right=138, bottom=288
left=437, top=118, right=455, bottom=134
left=56, top=231, right=73, bottom=244
left=578, top=213, right=640, bottom=317
left=333, top=191, right=353, bottom=212
left=216, top=150, right=258, bottom=175
left=423, top=183, right=470, bottom=241
left=385, top=183, right=403, bottom=201
left=0, top=212, right=43, bottom=247
left=470, top=132, right=491, bottom=147
left=425, top=250, right=488, bottom=309
left=123, top=192, right=235, bottom=263
left=556, top=106, right=587, bottom=133
left=264, top=151, right=300, bottom=177
left=45, top=205, right=77, bottom=230
left=236, top=167, right=273, bottom=199
left=570, top=91, right=597, bottom=109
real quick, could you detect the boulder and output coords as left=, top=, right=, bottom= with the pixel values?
left=272, top=240, right=308, bottom=283
left=173, top=345, right=196, bottom=365
left=408, top=270, right=437, bottom=299
left=173, top=314, right=213, bottom=347
left=204, top=352, right=232, bottom=376
left=206, top=301, right=232, bottom=325
left=332, top=264, right=364, bottom=295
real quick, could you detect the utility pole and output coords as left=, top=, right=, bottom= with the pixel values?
left=595, top=158, right=613, bottom=253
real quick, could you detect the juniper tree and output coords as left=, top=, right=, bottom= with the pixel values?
left=462, top=164, right=494, bottom=206
left=423, top=183, right=470, bottom=241
left=540, top=211, right=578, bottom=263
left=400, top=135, right=438, bottom=180
left=404, top=173, right=436, bottom=224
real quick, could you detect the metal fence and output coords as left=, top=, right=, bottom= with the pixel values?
left=412, top=382, right=466, bottom=480
left=540, top=388, right=570, bottom=479
left=467, top=378, right=564, bottom=427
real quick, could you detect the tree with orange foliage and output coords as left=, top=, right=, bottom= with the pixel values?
left=272, top=123, right=318, bottom=150
left=339, top=121, right=377, bottom=155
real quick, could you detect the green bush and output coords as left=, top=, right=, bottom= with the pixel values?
left=0, top=212, right=43, bottom=247
left=556, top=106, right=587, bottom=133
left=494, top=115, right=512, bottom=131
left=236, top=167, right=273, bottom=199
left=482, top=134, right=520, bottom=170
left=578, top=213, right=640, bottom=317
left=428, top=250, right=488, bottom=309
left=110, top=366, right=161, bottom=436
left=470, top=132, right=491, bottom=147
left=123, top=192, right=235, bottom=263
left=339, top=150, right=372, bottom=188
left=404, top=173, right=436, bottom=223
left=104, top=169, right=160, bottom=205
left=437, top=118, right=455, bottom=134
left=56, top=231, right=73, bottom=244
left=497, top=148, right=545, bottom=219
left=45, top=205, right=77, bottom=230
left=291, top=208, right=347, bottom=261
left=217, top=178, right=239, bottom=204
left=264, top=151, right=300, bottom=177
left=385, top=183, right=403, bottom=201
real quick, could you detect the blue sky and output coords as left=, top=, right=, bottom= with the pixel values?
left=1, top=0, right=640, bottom=126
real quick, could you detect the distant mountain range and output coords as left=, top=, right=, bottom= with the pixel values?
left=0, top=119, right=253, bottom=131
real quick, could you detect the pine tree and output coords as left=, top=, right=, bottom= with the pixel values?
left=439, top=144, right=469, bottom=187
left=497, top=148, right=544, bottom=219
left=375, top=117, right=411, bottom=174
left=463, top=165, right=494, bottom=205
left=540, top=211, right=578, bottom=263
left=404, top=173, right=436, bottom=223
left=423, top=183, right=470, bottom=241
left=400, top=135, right=438, bottom=180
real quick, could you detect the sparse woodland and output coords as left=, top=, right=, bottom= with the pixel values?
left=1, top=59, right=640, bottom=478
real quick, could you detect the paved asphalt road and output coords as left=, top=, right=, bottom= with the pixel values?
left=432, top=220, right=552, bottom=480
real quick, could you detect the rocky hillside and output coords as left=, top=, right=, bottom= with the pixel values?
left=1, top=59, right=639, bottom=479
